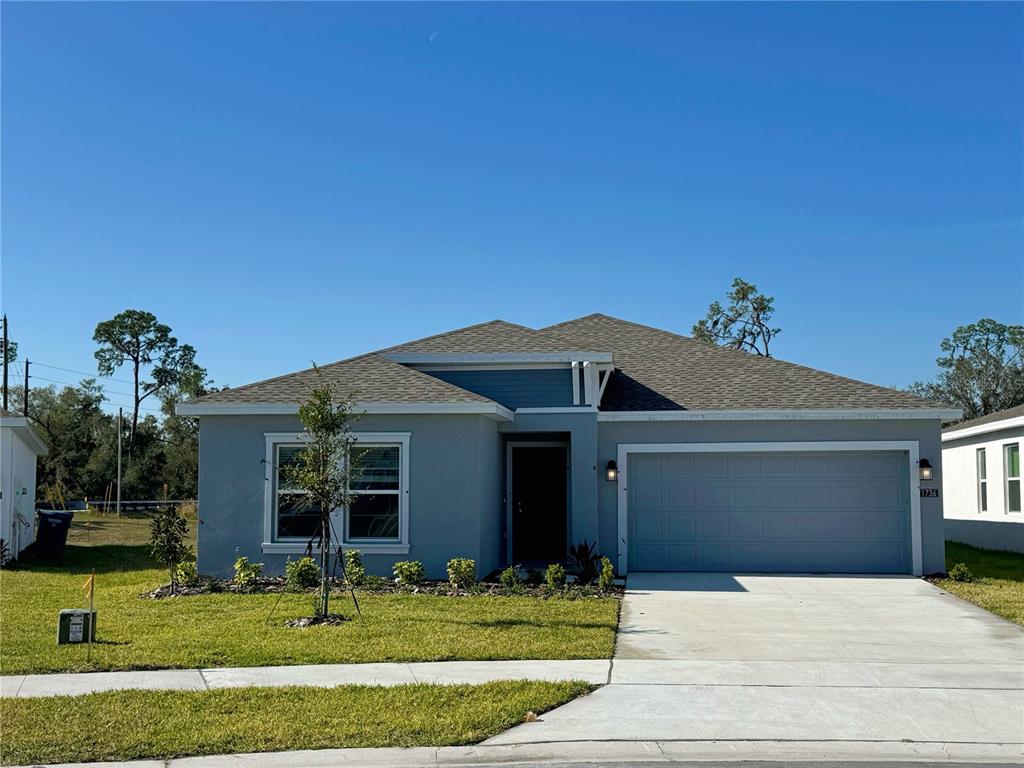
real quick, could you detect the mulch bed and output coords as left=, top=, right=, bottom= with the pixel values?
left=284, top=613, right=352, bottom=628
left=142, top=576, right=623, bottom=600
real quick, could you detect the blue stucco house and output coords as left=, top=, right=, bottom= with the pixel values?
left=178, top=314, right=959, bottom=578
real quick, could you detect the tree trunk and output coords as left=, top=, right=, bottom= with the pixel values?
left=319, top=513, right=330, bottom=617
left=130, top=358, right=140, bottom=453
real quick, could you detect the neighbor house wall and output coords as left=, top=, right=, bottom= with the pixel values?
left=942, top=425, right=1024, bottom=553
left=0, top=428, right=39, bottom=557
left=196, top=413, right=503, bottom=578
left=596, top=418, right=947, bottom=575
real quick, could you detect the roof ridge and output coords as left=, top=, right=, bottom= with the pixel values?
left=379, top=319, right=536, bottom=353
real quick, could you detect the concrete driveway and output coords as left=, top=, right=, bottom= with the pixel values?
left=489, top=574, right=1024, bottom=754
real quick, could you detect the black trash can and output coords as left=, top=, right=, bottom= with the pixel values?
left=35, top=510, right=74, bottom=557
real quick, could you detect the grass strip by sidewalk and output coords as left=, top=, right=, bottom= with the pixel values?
left=937, top=542, right=1024, bottom=626
left=0, top=680, right=592, bottom=766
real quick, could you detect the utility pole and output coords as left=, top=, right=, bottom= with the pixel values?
left=2, top=314, right=8, bottom=411
left=116, top=407, right=123, bottom=518
left=23, top=360, right=29, bottom=417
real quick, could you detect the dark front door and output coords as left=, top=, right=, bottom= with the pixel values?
left=511, top=446, right=568, bottom=563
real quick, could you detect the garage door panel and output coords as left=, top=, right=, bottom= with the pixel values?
left=627, top=450, right=911, bottom=574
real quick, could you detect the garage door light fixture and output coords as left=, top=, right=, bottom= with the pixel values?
left=605, top=460, right=618, bottom=482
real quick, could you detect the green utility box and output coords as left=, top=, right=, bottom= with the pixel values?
left=57, top=609, right=96, bottom=645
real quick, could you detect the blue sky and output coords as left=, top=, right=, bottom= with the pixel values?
left=2, top=2, right=1021, bottom=412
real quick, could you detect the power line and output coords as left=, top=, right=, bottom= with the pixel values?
left=31, top=361, right=133, bottom=384
left=29, top=374, right=164, bottom=413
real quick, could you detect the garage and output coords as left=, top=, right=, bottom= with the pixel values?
left=625, top=448, right=913, bottom=573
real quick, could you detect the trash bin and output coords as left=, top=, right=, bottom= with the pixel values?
left=35, top=510, right=74, bottom=557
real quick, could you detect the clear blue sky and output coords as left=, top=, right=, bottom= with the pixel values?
left=3, top=2, right=1021, bottom=413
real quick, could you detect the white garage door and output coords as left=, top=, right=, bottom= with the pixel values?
left=627, top=450, right=912, bottom=573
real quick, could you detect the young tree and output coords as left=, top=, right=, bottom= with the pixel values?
left=692, top=277, right=780, bottom=357
left=284, top=376, right=359, bottom=618
left=909, top=319, right=1024, bottom=421
left=93, top=310, right=203, bottom=451
left=149, top=504, right=192, bottom=593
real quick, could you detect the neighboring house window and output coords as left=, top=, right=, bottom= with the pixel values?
left=263, top=432, right=410, bottom=553
left=977, top=448, right=987, bottom=513
left=1005, top=443, right=1021, bottom=514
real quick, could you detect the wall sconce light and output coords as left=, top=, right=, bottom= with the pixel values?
left=605, top=460, right=618, bottom=482
left=918, top=458, right=934, bottom=481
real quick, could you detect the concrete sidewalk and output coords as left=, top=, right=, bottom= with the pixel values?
left=11, top=739, right=1024, bottom=768
left=0, top=659, right=609, bottom=698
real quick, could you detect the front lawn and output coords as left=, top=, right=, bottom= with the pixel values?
left=937, top=541, right=1024, bottom=626
left=0, top=680, right=591, bottom=765
left=0, top=512, right=619, bottom=675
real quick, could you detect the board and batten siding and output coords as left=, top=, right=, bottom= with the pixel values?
left=420, top=368, right=576, bottom=409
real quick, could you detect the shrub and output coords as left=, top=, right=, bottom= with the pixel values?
left=948, top=562, right=974, bottom=583
left=285, top=556, right=320, bottom=590
left=598, top=556, right=615, bottom=591
left=343, top=549, right=365, bottom=586
left=568, top=540, right=601, bottom=585
left=393, top=560, right=426, bottom=586
left=499, top=564, right=525, bottom=589
left=174, top=560, right=200, bottom=587
left=233, top=556, right=264, bottom=587
left=447, top=558, right=476, bottom=589
left=545, top=563, right=566, bottom=589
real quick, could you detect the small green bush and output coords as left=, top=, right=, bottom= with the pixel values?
left=447, top=558, right=476, bottom=589
left=545, top=563, right=566, bottom=589
left=393, top=560, right=426, bottom=586
left=948, top=562, right=974, bottom=583
left=174, top=560, right=199, bottom=588
left=499, top=564, right=524, bottom=589
left=233, top=556, right=263, bottom=587
left=343, top=549, right=365, bottom=586
left=598, top=556, right=615, bottom=591
left=285, top=556, right=320, bottom=591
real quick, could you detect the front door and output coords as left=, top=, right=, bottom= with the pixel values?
left=511, top=445, right=568, bottom=563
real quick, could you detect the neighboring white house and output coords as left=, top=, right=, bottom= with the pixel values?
left=0, top=409, right=48, bottom=559
left=942, top=404, right=1024, bottom=553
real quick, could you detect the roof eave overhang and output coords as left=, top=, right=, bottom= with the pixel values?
left=597, top=408, right=963, bottom=422
left=0, top=417, right=49, bottom=455
left=941, top=414, right=1024, bottom=442
left=176, top=401, right=515, bottom=422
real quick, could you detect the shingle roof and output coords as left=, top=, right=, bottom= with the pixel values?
left=188, top=353, right=493, bottom=405
left=943, top=403, right=1024, bottom=434
left=186, top=313, right=948, bottom=411
left=534, top=313, right=945, bottom=410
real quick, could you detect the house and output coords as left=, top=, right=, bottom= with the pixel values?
left=0, top=409, right=48, bottom=559
left=941, top=405, right=1023, bottom=553
left=177, top=314, right=959, bottom=578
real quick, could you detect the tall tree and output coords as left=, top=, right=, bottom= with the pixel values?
left=909, top=319, right=1024, bottom=421
left=93, top=310, right=202, bottom=450
left=284, top=374, right=359, bottom=619
left=692, top=277, right=780, bottom=357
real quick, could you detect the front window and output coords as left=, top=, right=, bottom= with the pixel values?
left=977, top=448, right=987, bottom=513
left=1005, top=443, right=1021, bottom=513
left=266, top=433, right=409, bottom=548
left=348, top=445, right=401, bottom=540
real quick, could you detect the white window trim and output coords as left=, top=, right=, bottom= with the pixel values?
left=614, top=440, right=924, bottom=577
left=1003, top=442, right=1021, bottom=514
left=976, top=447, right=987, bottom=514
left=262, top=432, right=411, bottom=555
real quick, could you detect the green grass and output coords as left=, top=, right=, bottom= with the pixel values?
left=937, top=541, right=1024, bottom=626
left=0, top=680, right=592, bottom=765
left=0, top=512, right=619, bottom=675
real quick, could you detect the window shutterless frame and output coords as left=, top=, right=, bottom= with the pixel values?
left=977, top=447, right=987, bottom=513
left=262, top=432, right=411, bottom=555
left=1004, top=443, right=1021, bottom=514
